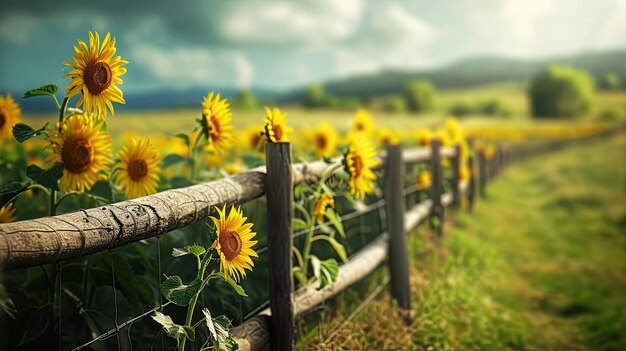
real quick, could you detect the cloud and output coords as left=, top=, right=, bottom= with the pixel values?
left=333, top=3, right=438, bottom=77
left=214, top=0, right=364, bottom=46
left=131, top=44, right=253, bottom=89
left=0, top=12, right=40, bottom=44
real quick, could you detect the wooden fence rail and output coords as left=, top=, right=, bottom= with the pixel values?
left=2, top=122, right=622, bottom=350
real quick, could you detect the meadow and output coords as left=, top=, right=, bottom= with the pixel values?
left=295, top=131, right=626, bottom=351
left=19, top=84, right=626, bottom=144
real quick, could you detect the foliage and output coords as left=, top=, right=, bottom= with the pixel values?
left=304, top=84, right=328, bottom=108
left=600, top=72, right=621, bottom=90
left=383, top=96, right=406, bottom=113
left=404, top=79, right=436, bottom=113
left=529, top=65, right=595, bottom=118
left=234, top=89, right=258, bottom=110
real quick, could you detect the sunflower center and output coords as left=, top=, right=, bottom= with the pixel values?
left=273, top=124, right=284, bottom=140
left=0, top=112, right=5, bottom=129
left=219, top=229, right=242, bottom=260
left=356, top=122, right=364, bottom=131
left=315, top=134, right=328, bottom=149
left=351, top=154, right=364, bottom=177
left=249, top=133, right=261, bottom=149
left=62, top=138, right=94, bottom=173
left=84, top=61, right=112, bottom=95
left=128, top=159, right=148, bottom=181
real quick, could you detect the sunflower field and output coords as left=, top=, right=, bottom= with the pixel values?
left=0, top=30, right=622, bottom=351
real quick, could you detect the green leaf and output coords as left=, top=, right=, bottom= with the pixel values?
left=294, top=183, right=310, bottom=198
left=311, top=256, right=339, bottom=289
left=174, top=133, right=190, bottom=147
left=26, top=163, right=64, bottom=191
left=202, top=309, right=238, bottom=351
left=326, top=236, right=348, bottom=263
left=325, top=208, right=345, bottom=237
left=171, top=244, right=206, bottom=257
left=220, top=272, right=247, bottom=297
left=293, top=218, right=308, bottom=231
left=206, top=223, right=217, bottom=242
left=323, top=156, right=333, bottom=164
left=334, top=170, right=351, bottom=182
left=162, top=154, right=187, bottom=169
left=152, top=311, right=195, bottom=341
left=88, top=180, right=112, bottom=202
left=22, top=84, right=57, bottom=99
left=160, top=275, right=202, bottom=306
left=0, top=182, right=29, bottom=208
left=12, top=122, right=49, bottom=143
left=171, top=176, right=194, bottom=189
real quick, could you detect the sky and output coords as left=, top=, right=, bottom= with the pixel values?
left=1, top=0, right=625, bottom=94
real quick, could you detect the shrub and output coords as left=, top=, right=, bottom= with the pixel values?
left=600, top=73, right=621, bottom=90
left=477, top=99, right=512, bottom=118
left=384, top=96, right=406, bottom=113
left=234, top=89, right=258, bottom=110
left=404, top=79, right=436, bottom=112
left=448, top=101, right=476, bottom=117
left=598, top=107, right=622, bottom=122
left=303, top=84, right=328, bottom=108
left=528, top=65, right=595, bottom=118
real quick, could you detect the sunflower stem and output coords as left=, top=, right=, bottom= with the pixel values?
left=190, top=131, right=203, bottom=180
left=179, top=253, right=213, bottom=351
left=51, top=95, right=61, bottom=111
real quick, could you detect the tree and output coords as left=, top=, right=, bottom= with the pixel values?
left=303, top=84, right=327, bottom=108
left=529, top=65, right=595, bottom=118
left=404, top=80, right=436, bottom=112
left=601, top=73, right=621, bottom=90
left=235, top=89, right=258, bottom=110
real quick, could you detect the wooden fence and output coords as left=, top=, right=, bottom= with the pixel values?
left=1, top=123, right=622, bottom=350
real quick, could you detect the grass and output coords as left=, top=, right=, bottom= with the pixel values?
left=295, top=132, right=626, bottom=350
left=20, top=86, right=626, bottom=143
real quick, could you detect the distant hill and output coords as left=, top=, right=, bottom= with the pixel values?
left=9, top=48, right=625, bottom=113
left=319, top=48, right=626, bottom=98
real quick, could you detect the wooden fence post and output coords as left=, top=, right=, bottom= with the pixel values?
left=383, top=144, right=411, bottom=322
left=478, top=149, right=487, bottom=198
left=429, top=140, right=444, bottom=237
left=451, top=143, right=462, bottom=208
left=265, top=143, right=295, bottom=351
left=467, top=138, right=476, bottom=212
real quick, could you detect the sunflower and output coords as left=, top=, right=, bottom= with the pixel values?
left=314, top=192, right=335, bottom=224
left=416, top=128, right=431, bottom=147
left=240, top=125, right=266, bottom=154
left=311, top=122, right=338, bottom=158
left=433, top=129, right=451, bottom=147
left=417, top=170, right=432, bottom=191
left=114, top=138, right=161, bottom=199
left=485, top=144, right=496, bottom=160
left=0, top=94, right=21, bottom=141
left=200, top=92, right=234, bottom=154
left=459, top=165, right=471, bottom=182
left=0, top=203, right=17, bottom=223
left=210, top=205, right=258, bottom=281
left=344, top=135, right=380, bottom=200
left=445, top=118, right=463, bottom=144
left=352, top=108, right=374, bottom=135
left=64, top=31, right=127, bottom=119
left=263, top=107, right=292, bottom=143
left=46, top=113, right=112, bottom=192
left=377, top=128, right=399, bottom=146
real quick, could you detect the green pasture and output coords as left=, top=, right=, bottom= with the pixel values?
left=295, top=132, right=626, bottom=350
left=20, top=85, right=626, bottom=143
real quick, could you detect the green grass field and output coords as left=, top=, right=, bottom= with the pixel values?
left=295, top=132, right=626, bottom=350
left=20, top=86, right=626, bottom=143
